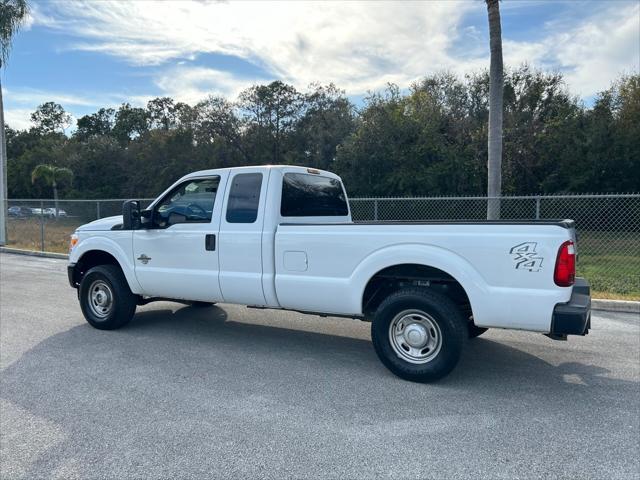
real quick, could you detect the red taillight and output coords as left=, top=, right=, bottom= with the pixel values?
left=554, top=240, right=576, bottom=287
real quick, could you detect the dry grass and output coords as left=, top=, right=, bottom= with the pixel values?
left=7, top=218, right=85, bottom=254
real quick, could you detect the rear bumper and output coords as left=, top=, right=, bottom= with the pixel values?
left=550, top=277, right=591, bottom=336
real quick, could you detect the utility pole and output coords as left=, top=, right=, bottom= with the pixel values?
left=486, top=0, right=504, bottom=220
left=0, top=73, right=6, bottom=246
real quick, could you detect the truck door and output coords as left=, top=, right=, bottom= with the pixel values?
left=132, top=173, right=227, bottom=302
left=218, top=168, right=269, bottom=306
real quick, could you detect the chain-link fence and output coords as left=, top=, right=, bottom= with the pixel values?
left=5, top=199, right=155, bottom=255
left=4, top=194, right=639, bottom=299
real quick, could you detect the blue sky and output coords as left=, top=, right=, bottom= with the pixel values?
left=3, top=0, right=639, bottom=130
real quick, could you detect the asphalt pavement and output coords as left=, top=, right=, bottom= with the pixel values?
left=1, top=252, right=639, bottom=479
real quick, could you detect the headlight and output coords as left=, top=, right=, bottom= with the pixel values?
left=69, top=233, right=79, bottom=252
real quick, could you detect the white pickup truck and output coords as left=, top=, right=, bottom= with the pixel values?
left=68, top=165, right=591, bottom=382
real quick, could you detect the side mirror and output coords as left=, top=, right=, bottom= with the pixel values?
left=122, top=200, right=141, bottom=230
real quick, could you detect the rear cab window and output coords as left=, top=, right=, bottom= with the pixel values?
left=281, top=173, right=349, bottom=217
left=226, top=173, right=263, bottom=223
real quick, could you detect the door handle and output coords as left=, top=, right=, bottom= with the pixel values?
left=205, top=234, right=216, bottom=251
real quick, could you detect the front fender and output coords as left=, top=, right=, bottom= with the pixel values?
left=70, top=233, right=142, bottom=294
left=350, top=243, right=489, bottom=322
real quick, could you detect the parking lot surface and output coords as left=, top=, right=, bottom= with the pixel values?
left=1, top=253, right=639, bottom=479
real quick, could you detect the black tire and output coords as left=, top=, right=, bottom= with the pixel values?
left=468, top=323, right=488, bottom=339
left=190, top=301, right=216, bottom=308
left=371, top=288, right=466, bottom=383
left=79, top=265, right=137, bottom=330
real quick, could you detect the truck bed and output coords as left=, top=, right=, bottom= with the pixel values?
left=274, top=221, right=576, bottom=332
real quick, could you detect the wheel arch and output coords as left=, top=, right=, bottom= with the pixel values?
left=352, top=244, right=487, bottom=323
left=70, top=237, right=142, bottom=294
left=362, top=263, right=473, bottom=318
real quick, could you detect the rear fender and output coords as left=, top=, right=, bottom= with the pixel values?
left=351, top=244, right=487, bottom=321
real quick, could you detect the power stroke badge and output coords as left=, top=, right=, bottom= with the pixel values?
left=510, top=242, right=543, bottom=272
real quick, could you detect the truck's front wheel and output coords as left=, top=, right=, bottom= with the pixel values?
left=371, top=288, right=466, bottom=383
left=79, top=265, right=137, bottom=330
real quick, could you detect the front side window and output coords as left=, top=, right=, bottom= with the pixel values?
left=153, top=177, right=219, bottom=227
left=281, top=173, right=348, bottom=217
left=226, top=173, right=263, bottom=223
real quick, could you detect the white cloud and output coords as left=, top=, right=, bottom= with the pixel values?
left=22, top=0, right=640, bottom=104
left=504, top=3, right=640, bottom=97
left=33, top=0, right=479, bottom=95
left=4, top=108, right=33, bottom=130
left=553, top=5, right=640, bottom=97
left=154, top=66, right=260, bottom=104
left=22, top=10, right=35, bottom=31
left=5, top=88, right=100, bottom=107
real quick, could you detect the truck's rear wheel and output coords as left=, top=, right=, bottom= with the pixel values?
left=371, top=288, right=466, bottom=382
left=79, top=265, right=137, bottom=330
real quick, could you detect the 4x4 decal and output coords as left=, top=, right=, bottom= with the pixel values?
left=510, top=242, right=543, bottom=272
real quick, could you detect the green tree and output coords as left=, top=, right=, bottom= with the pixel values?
left=4, top=70, right=639, bottom=203
left=196, top=96, right=249, bottom=162
left=7, top=127, right=66, bottom=197
left=31, top=102, right=71, bottom=134
left=334, top=85, right=415, bottom=196
left=112, top=103, right=149, bottom=144
left=31, top=164, right=73, bottom=216
left=335, top=77, right=483, bottom=197
left=293, top=83, right=355, bottom=170
left=239, top=81, right=303, bottom=164
left=580, top=74, right=640, bottom=192
left=147, top=97, right=177, bottom=131
left=65, top=136, right=128, bottom=198
left=75, top=108, right=115, bottom=140
left=0, top=0, right=30, bottom=244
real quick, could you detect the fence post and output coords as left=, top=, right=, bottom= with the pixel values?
left=40, top=200, right=45, bottom=252
left=374, top=199, right=379, bottom=221
left=535, top=197, right=541, bottom=220
left=96, top=201, right=101, bottom=220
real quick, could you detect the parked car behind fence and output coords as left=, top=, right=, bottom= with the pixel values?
left=7, top=206, right=33, bottom=218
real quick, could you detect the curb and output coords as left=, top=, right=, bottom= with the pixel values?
left=0, top=246, right=69, bottom=260
left=1, top=247, right=639, bottom=315
left=591, top=299, right=640, bottom=315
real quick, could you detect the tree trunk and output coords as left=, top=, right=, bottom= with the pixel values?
left=53, top=180, right=59, bottom=218
left=0, top=74, right=7, bottom=244
left=486, top=0, right=503, bottom=220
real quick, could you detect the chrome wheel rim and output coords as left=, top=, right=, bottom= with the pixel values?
left=88, top=280, right=114, bottom=319
left=388, top=310, right=442, bottom=364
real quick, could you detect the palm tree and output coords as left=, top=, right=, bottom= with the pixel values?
left=486, top=0, right=503, bottom=220
left=1, top=0, right=30, bottom=244
left=31, top=165, right=73, bottom=218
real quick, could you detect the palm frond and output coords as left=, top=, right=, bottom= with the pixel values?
left=31, top=163, right=54, bottom=185
left=0, top=0, right=29, bottom=67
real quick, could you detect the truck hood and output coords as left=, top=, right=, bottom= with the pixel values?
left=77, top=215, right=123, bottom=231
